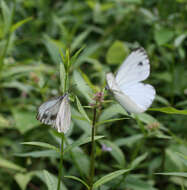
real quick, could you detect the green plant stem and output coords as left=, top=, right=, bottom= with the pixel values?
left=89, top=107, right=97, bottom=190
left=57, top=133, right=65, bottom=190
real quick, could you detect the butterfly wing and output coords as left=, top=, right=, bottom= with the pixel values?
left=55, top=94, right=71, bottom=133
left=106, top=67, right=155, bottom=113
left=117, top=82, right=156, bottom=113
left=37, top=96, right=64, bottom=125
left=107, top=48, right=155, bottom=113
left=115, top=48, right=150, bottom=87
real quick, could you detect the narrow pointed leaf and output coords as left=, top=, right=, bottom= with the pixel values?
left=0, top=157, right=26, bottom=172
left=93, top=169, right=130, bottom=188
left=34, top=170, right=67, bottom=190
left=64, top=176, right=90, bottom=189
left=96, top=117, right=129, bottom=126
left=150, top=107, right=187, bottom=115
left=43, top=170, right=56, bottom=190
left=60, top=62, right=66, bottom=93
left=76, top=96, right=90, bottom=123
left=14, top=150, right=59, bottom=158
left=156, top=172, right=187, bottom=178
left=73, top=70, right=93, bottom=102
left=21, top=142, right=59, bottom=152
left=71, top=29, right=90, bottom=51
left=14, top=172, right=34, bottom=190
left=11, top=17, right=33, bottom=32
left=64, top=136, right=104, bottom=153
left=130, top=153, right=148, bottom=169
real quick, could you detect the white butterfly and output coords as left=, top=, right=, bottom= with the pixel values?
left=36, top=93, right=71, bottom=133
left=106, top=47, right=156, bottom=114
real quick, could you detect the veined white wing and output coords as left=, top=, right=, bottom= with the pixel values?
left=55, top=94, right=71, bottom=133
left=36, top=95, right=65, bottom=125
left=115, top=48, right=150, bottom=87
left=119, top=82, right=155, bottom=113
left=106, top=72, right=155, bottom=113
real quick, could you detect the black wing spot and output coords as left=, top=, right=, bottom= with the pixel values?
left=43, top=114, right=48, bottom=119
left=50, top=114, right=57, bottom=120
left=138, top=61, right=143, bottom=66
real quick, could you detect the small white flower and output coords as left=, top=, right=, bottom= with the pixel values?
left=36, top=93, right=71, bottom=133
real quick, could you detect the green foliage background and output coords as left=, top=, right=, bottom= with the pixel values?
left=0, top=0, right=187, bottom=189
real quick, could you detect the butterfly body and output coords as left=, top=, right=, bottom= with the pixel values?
left=106, top=48, right=155, bottom=114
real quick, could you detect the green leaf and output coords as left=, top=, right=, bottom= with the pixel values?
left=174, top=33, right=187, bottom=47
left=59, top=61, right=66, bottom=93
left=154, top=72, right=172, bottom=82
left=12, top=109, right=40, bottom=134
left=71, top=46, right=85, bottom=65
left=0, top=157, right=26, bottom=172
left=93, top=169, right=130, bottom=188
left=21, top=142, right=59, bottom=152
left=101, top=140, right=125, bottom=167
left=71, top=147, right=90, bottom=177
left=96, top=117, right=129, bottom=126
left=123, top=0, right=142, bottom=3
left=2, top=64, right=55, bottom=78
left=64, top=136, right=104, bottom=153
left=1, top=0, right=10, bottom=22
left=154, top=131, right=172, bottom=139
left=154, top=27, right=174, bottom=45
left=99, top=104, right=128, bottom=122
left=73, top=70, right=93, bottom=102
left=14, top=150, right=59, bottom=158
left=0, top=114, right=11, bottom=129
left=71, top=107, right=91, bottom=134
left=2, top=81, right=33, bottom=93
left=106, top=41, right=129, bottom=65
left=43, top=35, right=61, bottom=64
left=14, top=172, right=34, bottom=190
left=165, top=149, right=184, bottom=171
left=71, top=29, right=91, bottom=51
left=11, top=17, right=33, bottom=33
left=137, top=113, right=159, bottom=124
left=150, top=107, right=187, bottom=115
left=64, top=176, right=90, bottom=189
left=155, top=95, right=170, bottom=106
left=1, top=0, right=12, bottom=35
left=79, top=70, right=96, bottom=92
left=115, top=134, right=143, bottom=148
left=75, top=96, right=91, bottom=123
left=34, top=170, right=67, bottom=190
left=156, top=172, right=187, bottom=178
left=176, top=100, right=187, bottom=107
left=74, top=43, right=100, bottom=68
left=130, top=153, right=148, bottom=169
left=125, top=175, right=157, bottom=190
left=176, top=153, right=187, bottom=167
left=43, top=170, right=56, bottom=190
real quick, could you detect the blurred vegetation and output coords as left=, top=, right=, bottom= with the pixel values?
left=0, top=0, right=187, bottom=190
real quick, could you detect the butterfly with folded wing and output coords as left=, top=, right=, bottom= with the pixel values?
left=36, top=93, right=71, bottom=133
